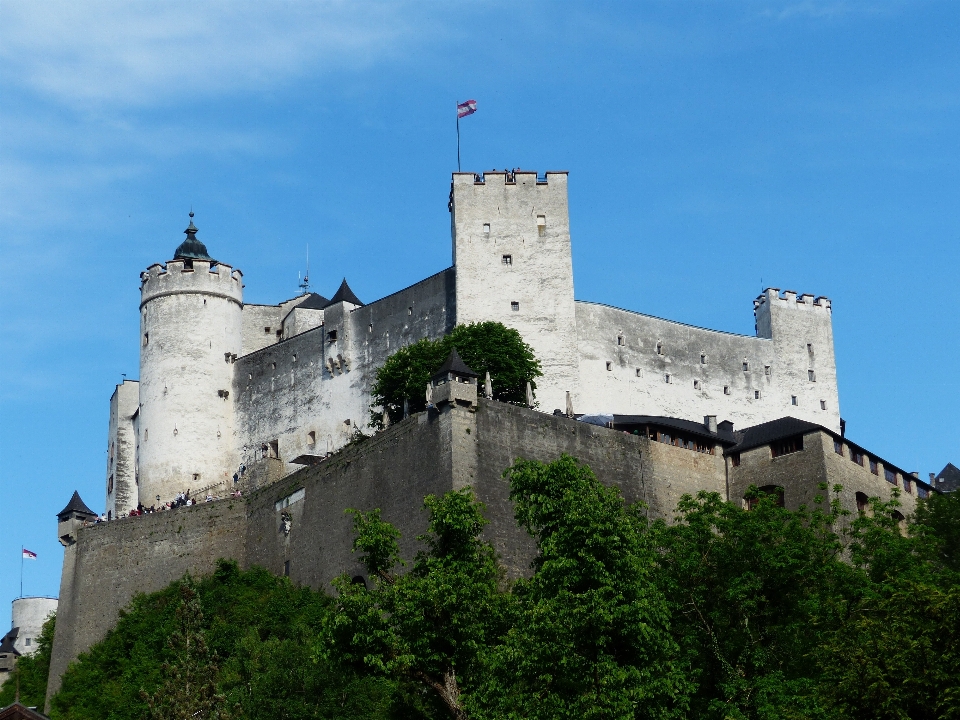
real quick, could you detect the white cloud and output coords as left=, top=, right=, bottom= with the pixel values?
left=0, top=0, right=429, bottom=110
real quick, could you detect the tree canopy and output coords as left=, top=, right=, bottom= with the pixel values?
left=370, top=322, right=541, bottom=426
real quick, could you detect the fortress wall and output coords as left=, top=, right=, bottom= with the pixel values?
left=244, top=409, right=451, bottom=592
left=575, top=301, right=836, bottom=430
left=634, top=437, right=728, bottom=520
left=233, top=269, right=456, bottom=477
left=46, top=501, right=246, bottom=700
left=241, top=304, right=282, bottom=355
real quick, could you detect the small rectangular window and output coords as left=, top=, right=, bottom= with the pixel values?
left=264, top=326, right=271, bottom=333
left=307, top=430, right=316, bottom=446
left=408, top=307, right=413, bottom=315
left=617, top=335, right=625, bottom=346
left=791, top=395, right=798, bottom=406
left=694, top=379, right=701, bottom=390
left=903, top=477, right=912, bottom=494
left=537, top=215, right=546, bottom=236
left=834, top=440, right=843, bottom=456
left=635, top=368, right=642, bottom=377
left=502, top=254, right=512, bottom=265
left=664, top=373, right=670, bottom=383
left=869, top=458, right=878, bottom=475
left=743, top=362, right=749, bottom=371
left=850, top=450, right=864, bottom=466
left=771, top=435, right=804, bottom=458
left=656, top=342, right=663, bottom=355
left=730, top=453, right=741, bottom=467
left=724, top=386, right=731, bottom=395
left=368, top=323, right=373, bottom=333
left=483, top=223, right=490, bottom=234
left=700, top=354, right=706, bottom=364
left=765, top=365, right=771, bottom=376
left=820, top=400, right=827, bottom=410
left=807, top=343, right=813, bottom=353
left=327, top=330, right=337, bottom=341
left=884, top=468, right=897, bottom=485
left=606, top=361, right=613, bottom=371
left=754, top=390, right=761, bottom=399
left=284, top=560, right=290, bottom=577
left=808, top=370, right=816, bottom=381
left=511, top=301, right=520, bottom=311
left=143, top=332, right=149, bottom=346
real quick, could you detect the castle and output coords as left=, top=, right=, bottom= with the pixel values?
left=105, top=169, right=841, bottom=517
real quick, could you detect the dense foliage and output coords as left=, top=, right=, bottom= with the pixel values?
left=370, top=322, right=542, bottom=426
left=0, top=613, right=55, bottom=708
left=48, top=461, right=960, bottom=719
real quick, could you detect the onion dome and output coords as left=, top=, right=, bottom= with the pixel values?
left=173, top=211, right=215, bottom=262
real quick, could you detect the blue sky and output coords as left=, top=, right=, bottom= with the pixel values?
left=1, top=1, right=958, bottom=611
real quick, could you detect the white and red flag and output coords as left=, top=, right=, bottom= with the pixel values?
left=457, top=99, right=477, bottom=118
left=22, top=548, right=37, bottom=559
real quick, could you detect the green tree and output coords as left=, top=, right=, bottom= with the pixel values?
left=0, top=613, right=55, bottom=708
left=473, top=455, right=690, bottom=720
left=323, top=490, right=508, bottom=719
left=371, top=322, right=541, bottom=426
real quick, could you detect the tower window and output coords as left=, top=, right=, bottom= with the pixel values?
left=143, top=332, right=149, bottom=346
left=664, top=373, right=671, bottom=383
left=808, top=370, right=816, bottom=381
left=182, top=259, right=194, bottom=271
left=856, top=492, right=869, bottom=514
left=307, top=431, right=316, bottom=446
left=537, top=215, right=546, bottom=236
left=765, top=365, right=771, bottom=376
left=755, top=390, right=761, bottom=399
left=264, top=326, right=271, bottom=334
left=511, top=302, right=520, bottom=311
left=820, top=400, right=827, bottom=410
left=606, top=362, right=613, bottom=371
left=617, top=334, right=625, bottom=346
left=502, top=254, right=512, bottom=265
left=327, top=330, right=337, bottom=341
left=791, top=395, right=798, bottom=405
left=693, top=379, right=701, bottom=390
left=700, top=354, right=706, bottom=364
left=284, top=560, right=290, bottom=576
left=368, top=323, right=373, bottom=333
left=656, top=342, right=663, bottom=355
left=742, top=361, right=749, bottom=371
left=724, top=386, right=731, bottom=395
left=483, top=223, right=490, bottom=234
left=635, top=368, right=642, bottom=377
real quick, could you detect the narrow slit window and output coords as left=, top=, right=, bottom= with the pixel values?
left=700, top=354, right=706, bottom=364
left=368, top=323, right=373, bottom=333
left=511, top=301, right=520, bottom=311
left=754, top=390, right=761, bottom=399
left=765, top=365, right=771, bottom=376
left=694, top=379, right=701, bottom=390
left=606, top=361, right=613, bottom=371
left=635, top=368, right=642, bottom=377
left=724, top=386, right=731, bottom=395
left=665, top=373, right=671, bottom=383
left=537, top=215, right=546, bottom=236
left=617, top=334, right=625, bottom=346
left=743, top=361, right=749, bottom=371
left=143, top=332, right=149, bottom=346
left=656, top=342, right=663, bottom=355
left=408, top=307, right=413, bottom=315
left=820, top=400, right=827, bottom=410
left=808, top=370, right=816, bottom=381
left=791, top=395, right=798, bottom=406
left=870, top=458, right=878, bottom=475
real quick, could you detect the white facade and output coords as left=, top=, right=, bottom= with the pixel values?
left=105, top=173, right=841, bottom=511
left=11, top=597, right=58, bottom=656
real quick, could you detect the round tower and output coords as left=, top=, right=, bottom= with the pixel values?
left=137, top=213, right=243, bottom=505
left=11, top=597, right=58, bottom=655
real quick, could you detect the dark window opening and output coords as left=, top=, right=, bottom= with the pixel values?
left=809, top=370, right=816, bottom=381
left=502, top=254, right=512, bottom=265
left=820, top=400, right=827, bottom=410
left=284, top=560, right=290, bottom=576
left=730, top=452, right=741, bottom=467
left=869, top=458, right=878, bottom=475
left=884, top=468, right=897, bottom=485
left=856, top=492, right=869, bottom=515
left=743, top=361, right=749, bottom=371
left=771, top=435, right=804, bottom=458
left=264, top=326, right=271, bottom=333
left=850, top=450, right=864, bottom=466
left=327, top=330, right=338, bottom=341
left=834, top=440, right=843, bottom=456
left=182, top=259, right=194, bottom=271
left=791, top=395, right=798, bottom=406
left=903, top=477, right=913, bottom=494
left=511, top=301, right=520, bottom=311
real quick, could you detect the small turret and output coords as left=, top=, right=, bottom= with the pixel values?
left=57, top=491, right=97, bottom=546
left=430, top=349, right=478, bottom=409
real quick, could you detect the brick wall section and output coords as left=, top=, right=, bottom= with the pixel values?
left=46, top=501, right=245, bottom=703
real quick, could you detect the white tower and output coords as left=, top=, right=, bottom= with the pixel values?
left=137, top=213, right=243, bottom=504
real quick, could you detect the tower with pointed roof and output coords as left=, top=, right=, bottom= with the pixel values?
left=135, top=213, right=243, bottom=508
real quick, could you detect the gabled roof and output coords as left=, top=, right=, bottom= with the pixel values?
left=0, top=628, right=20, bottom=656
left=294, top=292, right=330, bottom=310
left=325, top=279, right=363, bottom=307
left=725, top=416, right=822, bottom=455
left=56, top=491, right=96, bottom=521
left=0, top=702, right=52, bottom=719
left=610, top=415, right=738, bottom=445
left=433, top=349, right=478, bottom=380
left=935, top=462, right=960, bottom=492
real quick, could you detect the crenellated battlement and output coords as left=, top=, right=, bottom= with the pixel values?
left=140, top=259, right=243, bottom=308
left=452, top=170, right=567, bottom=187
left=753, top=287, right=831, bottom=314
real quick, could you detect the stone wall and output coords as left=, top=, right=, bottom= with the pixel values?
left=104, top=379, right=139, bottom=519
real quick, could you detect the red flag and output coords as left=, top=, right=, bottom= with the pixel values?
left=457, top=99, right=477, bottom=118
left=22, top=549, right=37, bottom=559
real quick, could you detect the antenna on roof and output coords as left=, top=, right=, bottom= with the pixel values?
left=298, top=244, right=310, bottom=295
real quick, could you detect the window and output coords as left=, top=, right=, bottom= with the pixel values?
left=885, top=467, right=897, bottom=485
left=25, top=639, right=30, bottom=647
left=808, top=370, right=816, bottom=381
left=307, top=431, right=316, bottom=446
left=765, top=365, right=771, bottom=376
left=408, top=307, right=413, bottom=315
left=754, top=390, right=761, bottom=399
left=327, top=330, right=337, bottom=341
left=856, top=492, right=869, bottom=515
left=791, top=395, right=798, bottom=406
left=807, top=343, right=814, bottom=355
left=695, top=441, right=714, bottom=454
left=730, top=453, right=741, bottom=467
left=850, top=450, right=864, bottom=466
left=107, top=474, right=114, bottom=494
left=264, top=326, right=271, bottom=333
left=771, top=435, right=804, bottom=457
left=537, top=215, right=546, bottom=236
left=664, top=373, right=670, bottom=383
left=268, top=440, right=279, bottom=459
left=606, top=362, right=613, bottom=371
left=747, top=485, right=785, bottom=510
left=918, top=486, right=929, bottom=499
left=271, top=362, right=276, bottom=370
left=502, top=254, right=512, bottom=265
left=368, top=323, right=373, bottom=333
left=903, top=477, right=913, bottom=494
left=183, top=259, right=194, bottom=271
left=143, top=332, right=149, bottom=346
left=617, top=334, right=625, bottom=346
left=656, top=342, right=663, bottom=355
left=700, top=354, right=706, bottom=364
left=635, top=368, right=642, bottom=377
left=869, top=458, right=878, bottom=475
left=511, top=301, right=520, bottom=311
left=724, top=386, right=731, bottom=396
left=834, top=440, right=843, bottom=456
left=694, top=379, right=701, bottom=390
left=743, top=361, right=749, bottom=371
left=284, top=560, right=290, bottom=577
left=483, top=223, right=490, bottom=234
left=820, top=400, right=827, bottom=410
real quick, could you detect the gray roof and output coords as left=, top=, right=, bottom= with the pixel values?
left=726, top=416, right=823, bottom=455
left=295, top=292, right=330, bottom=310
left=0, top=628, right=19, bottom=656
left=935, top=462, right=960, bottom=492
left=56, top=491, right=97, bottom=520
left=433, top=349, right=478, bottom=380
left=611, top=415, right=738, bottom=445
left=172, top=212, right=215, bottom=262
left=325, top=279, right=363, bottom=307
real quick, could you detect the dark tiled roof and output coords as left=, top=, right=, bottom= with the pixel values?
left=0, top=702, right=52, bottom=719
left=433, top=349, right=478, bottom=380
left=294, top=293, right=330, bottom=310
left=172, top=213, right=215, bottom=262
left=324, top=279, right=363, bottom=307
left=611, top=415, right=738, bottom=445
left=56, top=491, right=97, bottom=521
left=725, top=416, right=822, bottom=455
left=935, top=462, right=960, bottom=492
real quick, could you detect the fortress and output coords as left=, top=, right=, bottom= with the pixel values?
left=46, top=170, right=938, bottom=705
left=105, top=169, right=841, bottom=518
